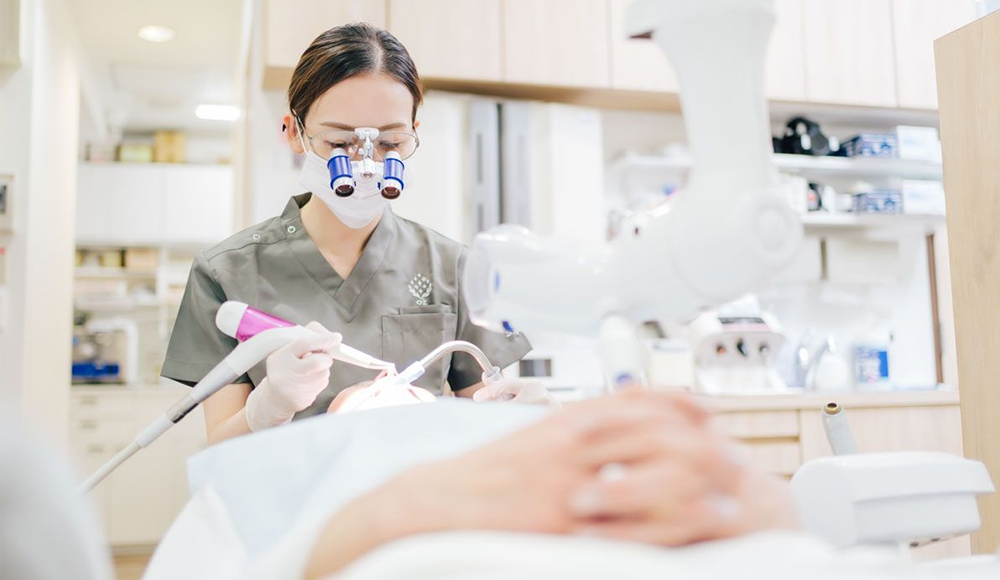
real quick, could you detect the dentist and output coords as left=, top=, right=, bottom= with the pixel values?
left=162, top=23, right=552, bottom=444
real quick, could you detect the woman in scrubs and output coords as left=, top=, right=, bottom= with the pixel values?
left=162, top=24, right=551, bottom=443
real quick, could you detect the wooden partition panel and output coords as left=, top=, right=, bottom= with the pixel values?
left=935, top=10, right=1000, bottom=554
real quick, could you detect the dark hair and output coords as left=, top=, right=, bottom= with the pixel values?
left=288, top=23, right=423, bottom=123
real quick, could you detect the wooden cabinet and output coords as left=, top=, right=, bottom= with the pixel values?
left=388, top=0, right=502, bottom=82
left=801, top=0, right=898, bottom=107
left=765, top=0, right=806, bottom=101
left=257, top=0, right=968, bottom=114
left=608, top=0, right=677, bottom=92
left=263, top=0, right=386, bottom=69
left=75, top=163, right=234, bottom=246
left=891, top=0, right=979, bottom=110
left=502, top=0, right=610, bottom=88
left=71, top=387, right=206, bottom=546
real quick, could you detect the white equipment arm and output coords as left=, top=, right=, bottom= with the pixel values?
left=462, top=0, right=801, bottom=386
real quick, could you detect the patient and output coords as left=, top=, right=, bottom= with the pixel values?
left=305, top=389, right=798, bottom=578
left=325, top=375, right=435, bottom=414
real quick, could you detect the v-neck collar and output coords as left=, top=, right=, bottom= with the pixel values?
left=281, top=193, right=397, bottom=318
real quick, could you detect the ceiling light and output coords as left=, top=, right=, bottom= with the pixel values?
left=195, top=104, right=241, bottom=122
left=137, top=25, right=176, bottom=43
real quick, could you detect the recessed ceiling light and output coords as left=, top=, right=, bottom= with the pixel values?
left=195, top=104, right=241, bottom=122
left=137, top=25, right=175, bottom=43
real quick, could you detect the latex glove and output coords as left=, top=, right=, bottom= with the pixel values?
left=472, top=377, right=561, bottom=409
left=244, top=322, right=342, bottom=431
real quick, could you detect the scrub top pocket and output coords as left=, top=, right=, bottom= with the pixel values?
left=381, top=311, right=458, bottom=393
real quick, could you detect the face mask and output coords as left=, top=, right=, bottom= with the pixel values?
left=298, top=150, right=391, bottom=229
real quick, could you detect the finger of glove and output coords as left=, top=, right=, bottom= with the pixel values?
left=286, top=332, right=342, bottom=358
left=304, top=321, right=333, bottom=334
left=472, top=381, right=506, bottom=402
left=289, top=352, right=335, bottom=375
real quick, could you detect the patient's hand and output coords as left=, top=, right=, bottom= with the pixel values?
left=566, top=390, right=800, bottom=544
left=305, top=390, right=797, bottom=578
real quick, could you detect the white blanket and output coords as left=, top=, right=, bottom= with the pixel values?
left=144, top=400, right=998, bottom=580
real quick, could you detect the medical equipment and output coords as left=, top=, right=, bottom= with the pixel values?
left=686, top=309, right=786, bottom=394
left=71, top=317, right=139, bottom=385
left=337, top=340, right=503, bottom=413
left=79, top=325, right=327, bottom=492
left=791, top=402, right=995, bottom=551
left=215, top=301, right=395, bottom=371
left=80, top=301, right=502, bottom=492
left=792, top=452, right=994, bottom=550
left=821, top=402, right=858, bottom=455
left=297, top=120, right=413, bottom=199
left=462, top=0, right=803, bottom=388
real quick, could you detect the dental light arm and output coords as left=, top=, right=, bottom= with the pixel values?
left=462, top=0, right=802, bottom=388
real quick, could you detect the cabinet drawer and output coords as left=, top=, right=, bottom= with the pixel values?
left=71, top=392, right=134, bottom=418
left=713, top=411, right=800, bottom=439
left=70, top=416, right=134, bottom=448
left=746, top=442, right=802, bottom=476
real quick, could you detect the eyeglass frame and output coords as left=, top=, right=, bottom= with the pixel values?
left=294, top=116, right=421, bottom=161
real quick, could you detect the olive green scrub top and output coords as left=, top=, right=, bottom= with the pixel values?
left=161, top=193, right=532, bottom=418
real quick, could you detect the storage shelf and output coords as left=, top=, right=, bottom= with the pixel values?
left=75, top=267, right=157, bottom=279
left=75, top=298, right=164, bottom=311
left=613, top=153, right=944, bottom=181
left=801, top=212, right=945, bottom=230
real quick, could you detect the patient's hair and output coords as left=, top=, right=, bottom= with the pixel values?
left=288, top=23, right=424, bottom=122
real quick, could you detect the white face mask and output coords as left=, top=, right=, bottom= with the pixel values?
left=298, top=150, right=392, bottom=229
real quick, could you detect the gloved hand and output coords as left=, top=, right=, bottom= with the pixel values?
left=244, top=322, right=342, bottom=431
left=472, top=377, right=561, bottom=409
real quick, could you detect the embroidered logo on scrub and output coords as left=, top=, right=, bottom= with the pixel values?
left=407, top=273, right=433, bottom=306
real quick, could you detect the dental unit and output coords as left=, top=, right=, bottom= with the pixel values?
left=459, top=0, right=998, bottom=559
left=80, top=301, right=500, bottom=493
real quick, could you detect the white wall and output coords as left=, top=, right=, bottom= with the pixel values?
left=0, top=0, right=82, bottom=442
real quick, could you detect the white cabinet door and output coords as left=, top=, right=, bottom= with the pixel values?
left=161, top=166, right=234, bottom=245
left=108, top=165, right=163, bottom=244
left=891, top=0, right=979, bottom=110
left=503, top=0, right=611, bottom=88
left=801, top=0, right=898, bottom=107
left=75, top=164, right=114, bottom=243
left=388, top=0, right=503, bottom=81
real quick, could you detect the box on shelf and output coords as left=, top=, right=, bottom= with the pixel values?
left=117, top=142, right=154, bottom=163
left=97, top=250, right=125, bottom=268
left=154, top=131, right=187, bottom=164
left=896, top=126, right=941, bottom=163
left=85, top=141, right=117, bottom=163
left=854, top=190, right=903, bottom=214
left=902, top=180, right=946, bottom=216
left=124, top=248, right=159, bottom=272
left=842, top=133, right=898, bottom=159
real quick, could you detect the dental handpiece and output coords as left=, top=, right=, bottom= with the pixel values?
left=80, top=324, right=313, bottom=493
left=215, top=301, right=395, bottom=371
left=79, top=303, right=395, bottom=493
